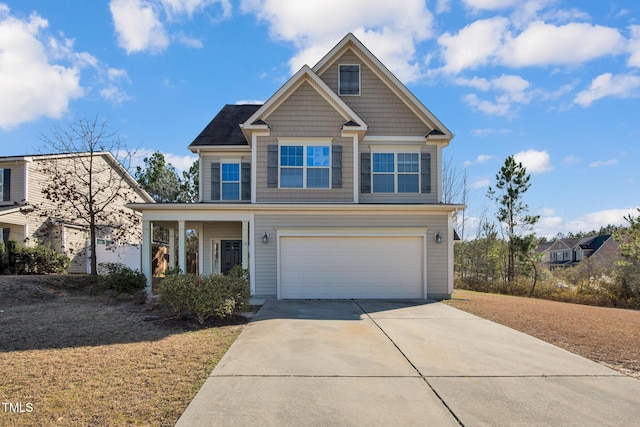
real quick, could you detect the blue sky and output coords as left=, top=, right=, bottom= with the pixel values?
left=0, top=0, right=639, bottom=238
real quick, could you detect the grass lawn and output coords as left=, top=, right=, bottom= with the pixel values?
left=446, top=289, right=640, bottom=379
left=0, top=277, right=246, bottom=426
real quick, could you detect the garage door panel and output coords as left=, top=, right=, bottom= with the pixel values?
left=279, top=235, right=424, bottom=299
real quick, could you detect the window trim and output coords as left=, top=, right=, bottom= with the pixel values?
left=0, top=168, right=4, bottom=201
left=278, top=141, right=332, bottom=189
left=338, top=64, right=361, bottom=96
left=371, top=148, right=421, bottom=194
left=220, top=161, right=241, bottom=201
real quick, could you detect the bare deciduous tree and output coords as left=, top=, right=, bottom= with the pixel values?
left=38, top=115, right=142, bottom=275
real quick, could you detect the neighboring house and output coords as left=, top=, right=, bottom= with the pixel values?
left=537, top=235, right=618, bottom=271
left=131, top=33, right=464, bottom=300
left=0, top=152, right=154, bottom=273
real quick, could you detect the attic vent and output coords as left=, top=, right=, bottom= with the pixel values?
left=339, top=64, right=360, bottom=96
left=342, top=120, right=360, bottom=128
left=426, top=129, right=445, bottom=137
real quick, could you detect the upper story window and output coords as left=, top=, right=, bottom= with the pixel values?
left=339, top=64, right=360, bottom=96
left=221, top=163, right=240, bottom=200
left=0, top=168, right=8, bottom=202
left=280, top=145, right=330, bottom=189
left=372, top=153, right=419, bottom=193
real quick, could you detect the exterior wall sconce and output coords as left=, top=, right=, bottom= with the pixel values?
left=435, top=232, right=442, bottom=244
left=262, top=232, right=269, bottom=244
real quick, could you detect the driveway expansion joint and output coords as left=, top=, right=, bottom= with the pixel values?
left=352, top=300, right=464, bottom=426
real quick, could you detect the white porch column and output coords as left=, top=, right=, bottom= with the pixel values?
left=178, top=220, right=186, bottom=273
left=241, top=220, right=249, bottom=270
left=142, top=220, right=152, bottom=295
left=168, top=227, right=176, bottom=269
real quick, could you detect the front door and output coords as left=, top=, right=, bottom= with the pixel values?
left=221, top=240, right=242, bottom=274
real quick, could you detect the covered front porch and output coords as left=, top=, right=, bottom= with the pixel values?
left=138, top=207, right=253, bottom=295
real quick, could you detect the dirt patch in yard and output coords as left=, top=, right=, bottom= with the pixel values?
left=0, top=275, right=246, bottom=426
left=445, top=289, right=640, bottom=379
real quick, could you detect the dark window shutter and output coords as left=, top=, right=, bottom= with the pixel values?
left=210, top=162, right=221, bottom=201
left=3, top=169, right=10, bottom=201
left=421, top=153, right=431, bottom=194
left=360, top=152, right=371, bottom=194
left=267, top=145, right=278, bottom=188
left=241, top=162, right=251, bottom=200
left=331, top=145, right=342, bottom=188
left=2, top=228, right=9, bottom=244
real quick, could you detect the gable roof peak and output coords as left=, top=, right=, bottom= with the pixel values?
left=312, top=32, right=453, bottom=142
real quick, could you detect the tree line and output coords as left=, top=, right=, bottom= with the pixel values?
left=454, top=156, right=640, bottom=307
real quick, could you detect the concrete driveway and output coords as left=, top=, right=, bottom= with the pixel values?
left=176, top=300, right=640, bottom=426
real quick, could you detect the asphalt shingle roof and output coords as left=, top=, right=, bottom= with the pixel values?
left=189, top=104, right=262, bottom=147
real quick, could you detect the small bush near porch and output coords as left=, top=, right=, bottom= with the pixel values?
left=159, top=266, right=250, bottom=324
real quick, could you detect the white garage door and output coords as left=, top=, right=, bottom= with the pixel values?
left=279, top=235, right=424, bottom=299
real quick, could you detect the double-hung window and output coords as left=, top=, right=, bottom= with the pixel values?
left=221, top=163, right=240, bottom=200
left=372, top=152, right=419, bottom=193
left=280, top=145, right=330, bottom=188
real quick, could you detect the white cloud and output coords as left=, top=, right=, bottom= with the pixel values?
left=165, top=153, right=197, bottom=172
left=470, top=178, right=490, bottom=189
left=439, top=17, right=626, bottom=73
left=589, top=159, right=618, bottom=168
left=131, top=148, right=196, bottom=173
left=562, top=155, right=579, bottom=165
left=534, top=210, right=564, bottom=239
left=110, top=0, right=169, bottom=54
left=574, top=73, right=640, bottom=107
left=239, top=0, right=434, bottom=82
left=174, top=32, right=203, bottom=48
left=462, top=0, right=518, bottom=11
left=459, top=74, right=531, bottom=116
left=534, top=206, right=640, bottom=238
left=435, top=0, right=452, bottom=14
left=0, top=6, right=83, bottom=130
left=471, top=128, right=510, bottom=137
left=476, top=154, right=493, bottom=163
left=628, top=25, right=640, bottom=68
left=514, top=149, right=553, bottom=173
left=566, top=207, right=640, bottom=234
left=235, top=99, right=265, bottom=105
left=161, top=0, right=231, bottom=19
left=439, top=17, right=509, bottom=73
left=498, top=21, right=626, bottom=67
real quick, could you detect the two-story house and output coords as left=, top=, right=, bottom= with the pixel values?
left=0, top=152, right=153, bottom=273
left=132, top=33, right=464, bottom=299
left=537, top=235, right=618, bottom=271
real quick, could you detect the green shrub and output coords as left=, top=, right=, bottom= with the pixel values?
left=99, top=262, right=147, bottom=294
left=1, top=242, right=70, bottom=274
left=158, top=266, right=250, bottom=324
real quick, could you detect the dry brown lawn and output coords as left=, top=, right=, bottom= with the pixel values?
left=446, top=289, right=640, bottom=379
left=0, top=276, right=245, bottom=426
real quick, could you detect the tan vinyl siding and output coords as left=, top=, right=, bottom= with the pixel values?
left=200, top=153, right=251, bottom=203
left=359, top=145, right=438, bottom=204
left=201, top=222, right=242, bottom=275
left=64, top=226, right=88, bottom=274
left=255, top=81, right=354, bottom=203
left=0, top=222, right=27, bottom=243
left=319, top=50, right=430, bottom=136
left=0, top=161, right=27, bottom=205
left=0, top=155, right=147, bottom=267
left=253, top=212, right=450, bottom=297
